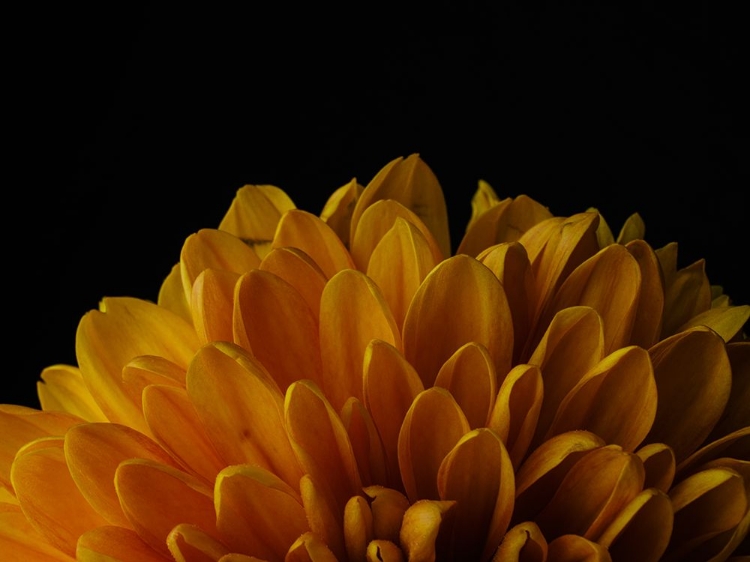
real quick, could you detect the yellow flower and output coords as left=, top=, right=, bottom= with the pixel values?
left=1, top=154, right=749, bottom=562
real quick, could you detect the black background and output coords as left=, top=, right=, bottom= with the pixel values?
left=8, top=3, right=748, bottom=409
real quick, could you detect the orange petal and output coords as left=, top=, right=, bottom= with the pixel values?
left=624, top=239, right=665, bottom=349
left=158, top=262, right=192, bottom=324
left=365, top=540, right=405, bottom=562
left=514, top=431, right=605, bottom=525
left=366, top=217, right=440, bottom=329
left=11, top=437, right=107, bottom=556
left=344, top=495, right=374, bottom=562
left=679, top=304, right=750, bottom=344
left=167, top=523, right=230, bottom=562
left=186, top=343, right=303, bottom=488
left=191, top=268, right=240, bottom=345
left=546, top=534, right=612, bottom=561
left=350, top=154, right=451, bottom=260
left=661, top=258, right=712, bottom=338
left=115, top=458, right=217, bottom=557
left=286, top=531, right=339, bottom=562
left=362, top=340, right=424, bottom=492
left=142, top=384, right=225, bottom=483
left=597, top=488, right=673, bottom=562
left=710, top=342, right=750, bottom=440
left=319, top=178, right=364, bottom=248
left=215, top=465, right=307, bottom=560
left=64, top=422, right=179, bottom=527
left=218, top=184, right=296, bottom=260
left=403, top=254, right=514, bottom=388
left=398, top=387, right=470, bottom=502
left=435, top=342, right=497, bottom=430
left=646, top=326, right=732, bottom=462
left=319, top=269, right=400, bottom=410
left=259, top=246, right=328, bottom=323
left=362, top=486, right=410, bottom=545
left=272, top=209, right=355, bottom=278
left=0, top=503, right=76, bottom=561
left=636, top=443, right=676, bottom=493
left=546, top=345, right=657, bottom=452
left=492, top=521, right=548, bottom=562
left=487, top=364, right=544, bottom=469
left=36, top=365, right=107, bottom=422
left=76, top=297, right=200, bottom=431
left=341, top=398, right=388, bottom=487
left=467, top=179, right=501, bottom=230
left=233, top=269, right=323, bottom=392
left=399, top=500, right=455, bottom=562
left=77, top=525, right=166, bottom=562
left=437, top=428, right=515, bottom=561
left=299, top=477, right=346, bottom=561
left=121, top=354, right=187, bottom=412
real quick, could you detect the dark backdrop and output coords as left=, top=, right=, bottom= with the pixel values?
left=9, top=3, right=747, bottom=409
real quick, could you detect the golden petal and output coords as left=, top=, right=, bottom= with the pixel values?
left=655, top=241, right=678, bottom=287
left=233, top=269, right=323, bottom=392
left=546, top=534, right=612, bottom=561
left=545, top=345, right=657, bottom=452
left=437, top=428, right=515, bottom=561
left=219, top=554, right=267, bottom=562
left=76, top=297, right=200, bottom=432
left=624, top=239, right=665, bottom=349
left=616, top=212, right=646, bottom=245
left=366, top=540, right=405, bottom=562
left=362, top=340, right=424, bottom=492
left=167, top=523, right=230, bottom=562
left=272, top=209, right=355, bottom=278
left=11, top=437, right=107, bottom=556
left=64, top=422, right=179, bottom=527
left=403, top=254, right=514, bottom=388
left=158, top=262, right=192, bottom=324
left=121, top=355, right=187, bottom=412
left=487, top=364, right=544, bottom=469
left=399, top=500, right=455, bottom=562
left=362, top=486, right=410, bottom=545
left=142, top=384, right=225, bottom=483
left=535, top=445, right=645, bottom=542
left=186, top=343, right=303, bottom=487
left=676, top=427, right=750, bottom=479
left=350, top=154, right=451, bottom=260
left=77, top=525, right=166, bottom=562
left=597, top=488, right=673, bottom=562
left=344, top=495, right=374, bottom=562
left=0, top=503, right=76, bottom=562
left=398, top=387, right=471, bottom=502
left=492, top=521, right=548, bottom=562
left=285, top=531, right=339, bottom=562
left=190, top=268, right=240, bottom=346
left=709, top=342, right=750, bottom=440
left=115, top=458, right=217, bottom=557
left=678, top=305, right=750, bottom=344
left=527, top=306, right=604, bottom=446
left=36, top=365, right=107, bottom=422
left=215, top=464, right=308, bottom=560
left=341, top=397, right=388, bottom=487
left=513, top=431, right=605, bottom=525
left=366, top=216, right=440, bottom=329
left=646, top=326, right=732, bottom=462
left=594, top=209, right=616, bottom=249
left=435, top=342, right=497, bottom=430
left=299, top=476, right=346, bottom=561
left=636, top=443, right=676, bottom=493
left=259, top=246, right=328, bottom=323
left=319, top=269, right=400, bottom=410
left=661, top=258, right=712, bottom=338
left=319, top=178, right=364, bottom=248
left=468, top=179, right=501, bottom=229
left=218, top=184, right=296, bottom=260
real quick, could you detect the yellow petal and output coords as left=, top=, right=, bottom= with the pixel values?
left=190, top=268, right=240, bottom=345
left=36, top=365, right=107, bottom=422
left=350, top=154, right=451, bottom=260
left=121, top=354, right=187, bottom=412
left=363, top=486, right=410, bottom=545
left=366, top=216, right=440, bottom=329
left=76, top=297, right=200, bottom=432
left=661, top=258, right=712, bottom=338
left=467, top=179, right=501, bottom=230
left=272, top=209, right=355, bottom=278
left=285, top=531, right=339, bottom=562
left=233, top=269, right=323, bottom=392
left=319, top=178, right=364, bottom=248
left=679, top=304, right=750, bottom=344
left=218, top=184, right=296, bottom=260
left=616, top=212, right=646, bottom=245
left=546, top=345, right=657, bottom=452
left=11, top=437, right=107, bottom=556
left=115, top=458, right=217, bottom=557
left=624, top=239, right=665, bottom=349
left=487, top=364, right=544, bottom=469
left=710, top=342, right=750, bottom=440
left=593, top=208, right=615, bottom=249
left=655, top=242, right=678, bottom=288
left=167, top=523, right=230, bottom=562
left=64, top=422, right=179, bottom=527
left=437, top=428, right=515, bottom=561
left=142, top=384, right=225, bottom=483
left=319, top=269, right=400, bottom=410
left=186, top=343, right=303, bottom=488
left=0, top=503, right=76, bottom=562
left=514, top=431, right=605, bottom=524
left=366, top=540, right=405, bottom=562
left=363, top=341, right=423, bottom=492
left=77, top=525, right=166, bottom=562
left=215, top=465, right=308, bottom=560
left=341, top=397, right=388, bottom=487
left=546, top=534, right=612, bottom=561
left=646, top=326, right=732, bottom=462
left=492, top=521, right=548, bottom=562
left=636, top=443, right=676, bottom=493
left=403, top=254, right=514, bottom=388
left=398, top=387, right=470, bottom=502
left=299, top=475, right=346, bottom=560
left=158, top=262, right=192, bottom=324
left=435, top=342, right=497, bottom=430
left=399, top=500, right=455, bottom=562
left=597, top=488, right=673, bottom=562
left=344, top=495, right=374, bottom=562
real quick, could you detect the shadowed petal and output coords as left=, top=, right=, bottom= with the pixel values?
left=341, top=397, right=388, bottom=487
left=167, top=523, right=230, bottom=562
left=677, top=427, right=750, bottom=480
left=344, top=495, right=374, bottom=562
left=366, top=540, right=404, bottom=562
left=286, top=531, right=338, bottom=562
left=299, top=476, right=346, bottom=561
left=624, top=240, right=665, bottom=349
left=36, top=365, right=107, bottom=422
left=661, top=258, right=712, bottom=338
left=0, top=503, right=77, bottom=561
left=158, top=262, right=192, bottom=323
left=319, top=178, right=364, bottom=248
left=77, top=526, right=166, bottom=562
left=678, top=305, right=750, bottom=343
left=616, top=212, right=646, bottom=245
left=636, top=443, right=676, bottom=493
left=492, top=521, right=547, bottom=562
left=546, top=535, right=612, bottom=561
left=467, top=179, right=501, bottom=229
left=399, top=500, right=455, bottom=562
left=363, top=486, right=410, bottom=545
left=709, top=342, right=750, bottom=440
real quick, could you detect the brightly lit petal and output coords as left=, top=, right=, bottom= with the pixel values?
left=0, top=503, right=75, bottom=562
left=399, top=500, right=455, bottom=562
left=77, top=526, right=165, bottom=562
left=492, top=521, right=547, bottom=562
left=319, top=178, right=364, bottom=248
left=36, top=365, right=107, bottom=422
left=191, top=268, right=239, bottom=345
left=167, top=523, right=230, bottom=562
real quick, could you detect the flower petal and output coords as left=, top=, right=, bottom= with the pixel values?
left=36, top=365, right=107, bottom=422
left=319, top=178, right=364, bottom=248
left=403, top=254, right=514, bottom=388
left=677, top=427, right=750, bottom=479
left=435, top=342, right=497, bottom=430
left=286, top=531, right=339, bottom=562
left=437, top=428, right=515, bottom=561
left=646, top=326, right=732, bottom=462
left=679, top=304, right=750, bottom=344
left=624, top=239, right=665, bottom=349
left=546, top=534, right=612, bottom=562
left=710, top=342, right=750, bottom=440
left=190, top=268, right=240, bottom=346
left=299, top=474, right=346, bottom=560
left=636, top=443, right=676, bottom=493
left=344, top=495, right=374, bottom=562
left=468, top=179, right=501, bottom=229
left=121, top=355, right=187, bottom=412
left=167, top=523, right=230, bottom=562
left=158, top=262, right=192, bottom=323
left=492, top=521, right=547, bottom=562
left=341, top=397, right=388, bottom=487
left=399, top=500, right=455, bottom=562
left=363, top=486, right=410, bottom=545
left=319, top=269, right=400, bottom=410
left=0, top=503, right=76, bottom=562
left=398, top=387, right=470, bottom=502
left=77, top=525, right=166, bottom=562
left=215, top=464, right=307, bottom=560
left=366, top=540, right=404, bottom=562
left=661, top=258, right=712, bottom=338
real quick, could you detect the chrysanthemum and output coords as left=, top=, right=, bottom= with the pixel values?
left=2, top=154, right=748, bottom=562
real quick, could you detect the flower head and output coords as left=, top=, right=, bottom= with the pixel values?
left=2, top=154, right=748, bottom=561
